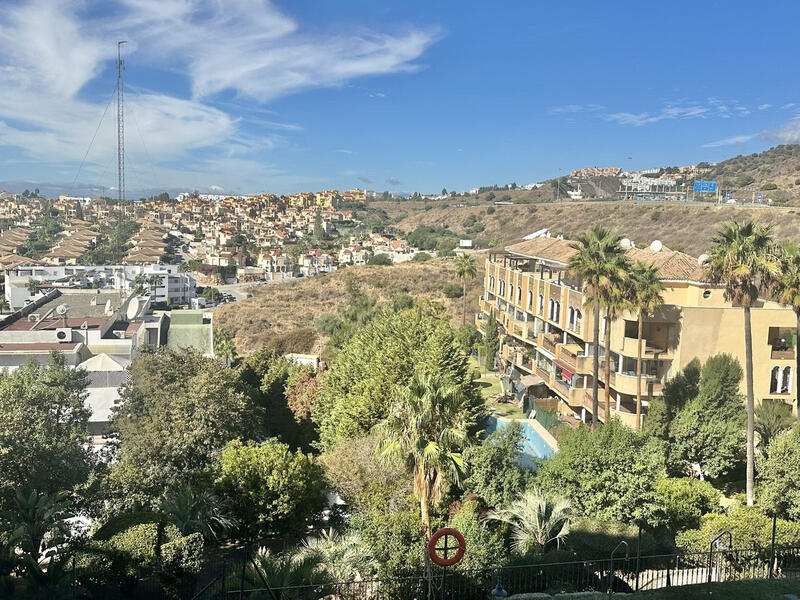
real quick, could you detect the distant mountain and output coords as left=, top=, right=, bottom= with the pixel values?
left=705, top=144, right=800, bottom=202
left=0, top=180, right=193, bottom=200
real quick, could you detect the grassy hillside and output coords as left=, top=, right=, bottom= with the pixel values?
left=391, top=202, right=800, bottom=256
left=214, top=258, right=485, bottom=354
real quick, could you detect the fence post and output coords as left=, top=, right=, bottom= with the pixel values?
left=240, top=544, right=248, bottom=599
left=635, top=525, right=641, bottom=592
left=221, top=561, right=227, bottom=599
left=769, top=513, right=777, bottom=579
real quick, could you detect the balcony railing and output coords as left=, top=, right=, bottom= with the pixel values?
left=771, top=347, right=795, bottom=360
left=538, top=332, right=559, bottom=354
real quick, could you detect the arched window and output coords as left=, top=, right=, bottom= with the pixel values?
left=527, top=290, right=533, bottom=308
left=782, top=367, right=793, bottom=394
left=554, top=301, right=560, bottom=322
left=770, top=366, right=781, bottom=394
left=548, top=299, right=554, bottom=319
left=575, top=309, right=582, bottom=329
left=509, top=283, right=514, bottom=300
left=568, top=306, right=575, bottom=327
left=538, top=294, right=544, bottom=314
left=517, top=285, right=522, bottom=303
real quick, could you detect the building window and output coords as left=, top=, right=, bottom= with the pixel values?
left=548, top=299, right=554, bottom=320
left=703, top=290, right=711, bottom=299
left=783, top=367, right=793, bottom=394
left=553, top=301, right=560, bottom=323
left=568, top=306, right=575, bottom=327
left=509, top=283, right=514, bottom=301
left=538, top=294, right=544, bottom=314
left=770, top=366, right=781, bottom=394
left=575, top=309, right=582, bottom=329
left=517, top=286, right=522, bottom=303
left=527, top=290, right=533, bottom=308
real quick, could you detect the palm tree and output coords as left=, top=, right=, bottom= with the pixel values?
left=4, top=489, right=71, bottom=564
left=375, top=373, right=472, bottom=539
left=773, top=242, right=800, bottom=418
left=626, top=262, right=664, bottom=430
left=599, top=284, right=627, bottom=420
left=26, top=279, right=39, bottom=296
left=455, top=255, right=478, bottom=326
left=161, top=483, right=236, bottom=541
left=754, top=401, right=794, bottom=456
left=487, top=488, right=573, bottom=556
left=301, top=529, right=378, bottom=583
left=706, top=220, right=780, bottom=506
left=247, top=547, right=330, bottom=599
left=568, top=226, right=629, bottom=429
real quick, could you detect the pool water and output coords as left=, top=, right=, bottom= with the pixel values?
left=485, top=416, right=557, bottom=468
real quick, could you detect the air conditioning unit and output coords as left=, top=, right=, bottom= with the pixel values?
left=55, top=328, right=72, bottom=342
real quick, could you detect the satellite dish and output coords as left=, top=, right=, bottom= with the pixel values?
left=126, top=297, right=140, bottom=320
left=55, top=303, right=70, bottom=316
left=698, top=253, right=710, bottom=265
left=649, top=240, right=663, bottom=252
left=620, top=238, right=632, bottom=248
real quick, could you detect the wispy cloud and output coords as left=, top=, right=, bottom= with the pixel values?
left=548, top=103, right=603, bottom=115
left=760, top=117, right=800, bottom=144
left=758, top=104, right=773, bottom=110
left=0, top=0, right=440, bottom=189
left=701, top=134, right=756, bottom=148
left=357, top=176, right=373, bottom=184
left=605, top=104, right=710, bottom=126
left=386, top=176, right=401, bottom=186
left=334, top=149, right=354, bottom=154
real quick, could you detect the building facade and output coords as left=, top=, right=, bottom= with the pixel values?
left=478, top=236, right=797, bottom=427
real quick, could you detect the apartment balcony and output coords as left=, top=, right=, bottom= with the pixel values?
left=478, top=298, right=494, bottom=315
left=536, top=332, right=560, bottom=355
left=556, top=343, right=580, bottom=370
left=535, top=365, right=553, bottom=384
left=599, top=363, right=664, bottom=396
left=771, top=347, right=795, bottom=360
left=582, top=390, right=640, bottom=428
left=619, top=336, right=670, bottom=359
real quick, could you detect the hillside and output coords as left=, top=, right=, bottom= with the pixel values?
left=214, top=258, right=485, bottom=354
left=390, top=202, right=800, bottom=257
left=705, top=144, right=800, bottom=202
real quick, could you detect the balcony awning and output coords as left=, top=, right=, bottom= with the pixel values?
left=520, top=374, right=545, bottom=388
left=554, top=360, right=575, bottom=380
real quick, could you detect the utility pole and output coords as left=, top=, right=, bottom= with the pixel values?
left=116, top=41, right=127, bottom=205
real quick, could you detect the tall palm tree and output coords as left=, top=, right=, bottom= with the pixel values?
left=568, top=226, right=629, bottom=429
left=599, top=284, right=627, bottom=420
left=455, top=255, right=478, bottom=326
left=161, top=483, right=236, bottom=541
left=375, top=373, right=472, bottom=539
left=626, top=262, right=664, bottom=430
left=487, top=488, right=573, bottom=556
left=773, top=242, right=800, bottom=418
left=706, top=220, right=780, bottom=506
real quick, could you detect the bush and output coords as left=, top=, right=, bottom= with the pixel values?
left=449, top=499, right=506, bottom=571
left=486, top=206, right=495, bottom=215
left=107, top=523, right=180, bottom=565
left=93, top=511, right=167, bottom=541
left=566, top=518, right=665, bottom=559
left=761, top=182, right=778, bottom=190
left=368, top=254, right=393, bottom=266
left=676, top=506, right=800, bottom=554
left=655, top=477, right=720, bottom=531
left=512, top=196, right=532, bottom=205
left=650, top=210, right=661, bottom=221
left=160, top=532, right=205, bottom=592
left=442, top=283, right=463, bottom=298
left=411, top=252, right=432, bottom=262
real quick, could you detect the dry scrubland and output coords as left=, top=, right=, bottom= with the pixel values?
left=214, top=258, right=485, bottom=354
left=389, top=201, right=800, bottom=256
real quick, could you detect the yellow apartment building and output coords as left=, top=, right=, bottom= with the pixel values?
left=477, top=236, right=797, bottom=427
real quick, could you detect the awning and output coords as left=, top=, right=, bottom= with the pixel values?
left=554, top=360, right=575, bottom=380
left=520, top=374, right=545, bottom=388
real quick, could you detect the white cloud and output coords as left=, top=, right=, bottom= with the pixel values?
left=0, top=0, right=439, bottom=189
left=758, top=104, right=773, bottom=110
left=604, top=105, right=709, bottom=126
left=334, top=149, right=354, bottom=154
left=760, top=118, right=800, bottom=144
left=701, top=134, right=756, bottom=148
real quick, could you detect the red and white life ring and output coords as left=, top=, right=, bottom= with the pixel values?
left=427, top=527, right=466, bottom=567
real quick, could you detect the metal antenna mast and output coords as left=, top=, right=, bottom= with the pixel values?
left=116, top=41, right=127, bottom=204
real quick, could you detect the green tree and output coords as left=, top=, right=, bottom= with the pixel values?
left=488, top=488, right=574, bottom=556
left=483, top=309, right=500, bottom=372
left=215, top=439, right=325, bottom=539
left=3, top=489, right=71, bottom=565
left=667, top=354, right=746, bottom=480
left=0, top=354, right=91, bottom=509
left=213, top=326, right=237, bottom=365
left=449, top=499, right=506, bottom=570
left=463, top=421, right=531, bottom=508
left=625, top=262, right=664, bottom=430
left=300, top=529, right=378, bottom=583
left=536, top=420, right=663, bottom=525
left=375, top=373, right=476, bottom=538
left=108, top=347, right=258, bottom=508
left=455, top=255, right=478, bottom=326
left=367, top=253, right=392, bottom=266
left=772, top=242, right=800, bottom=411
left=312, top=307, right=483, bottom=450
left=759, top=427, right=800, bottom=518
left=568, top=226, right=629, bottom=428
left=654, top=477, right=720, bottom=531
left=755, top=400, right=794, bottom=455
left=707, top=220, right=780, bottom=505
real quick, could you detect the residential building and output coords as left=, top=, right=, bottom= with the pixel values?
left=478, top=235, right=797, bottom=427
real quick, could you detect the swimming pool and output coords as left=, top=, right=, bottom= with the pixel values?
left=485, top=416, right=557, bottom=468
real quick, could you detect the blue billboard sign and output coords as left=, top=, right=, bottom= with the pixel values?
left=693, top=180, right=717, bottom=192
left=758, top=193, right=763, bottom=201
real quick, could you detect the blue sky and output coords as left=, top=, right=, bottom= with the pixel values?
left=1, top=1, right=799, bottom=195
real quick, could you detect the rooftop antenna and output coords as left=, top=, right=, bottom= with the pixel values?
left=116, top=41, right=127, bottom=205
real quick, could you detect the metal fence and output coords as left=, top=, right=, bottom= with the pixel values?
left=59, top=540, right=800, bottom=599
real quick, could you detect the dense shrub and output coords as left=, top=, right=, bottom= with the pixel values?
left=368, top=254, right=393, bottom=266
left=107, top=523, right=180, bottom=565
left=442, top=283, right=463, bottom=298
left=655, top=477, right=720, bottom=531
left=566, top=518, right=665, bottom=559
left=449, top=499, right=506, bottom=571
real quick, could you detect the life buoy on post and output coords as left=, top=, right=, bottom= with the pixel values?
left=428, top=528, right=466, bottom=567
